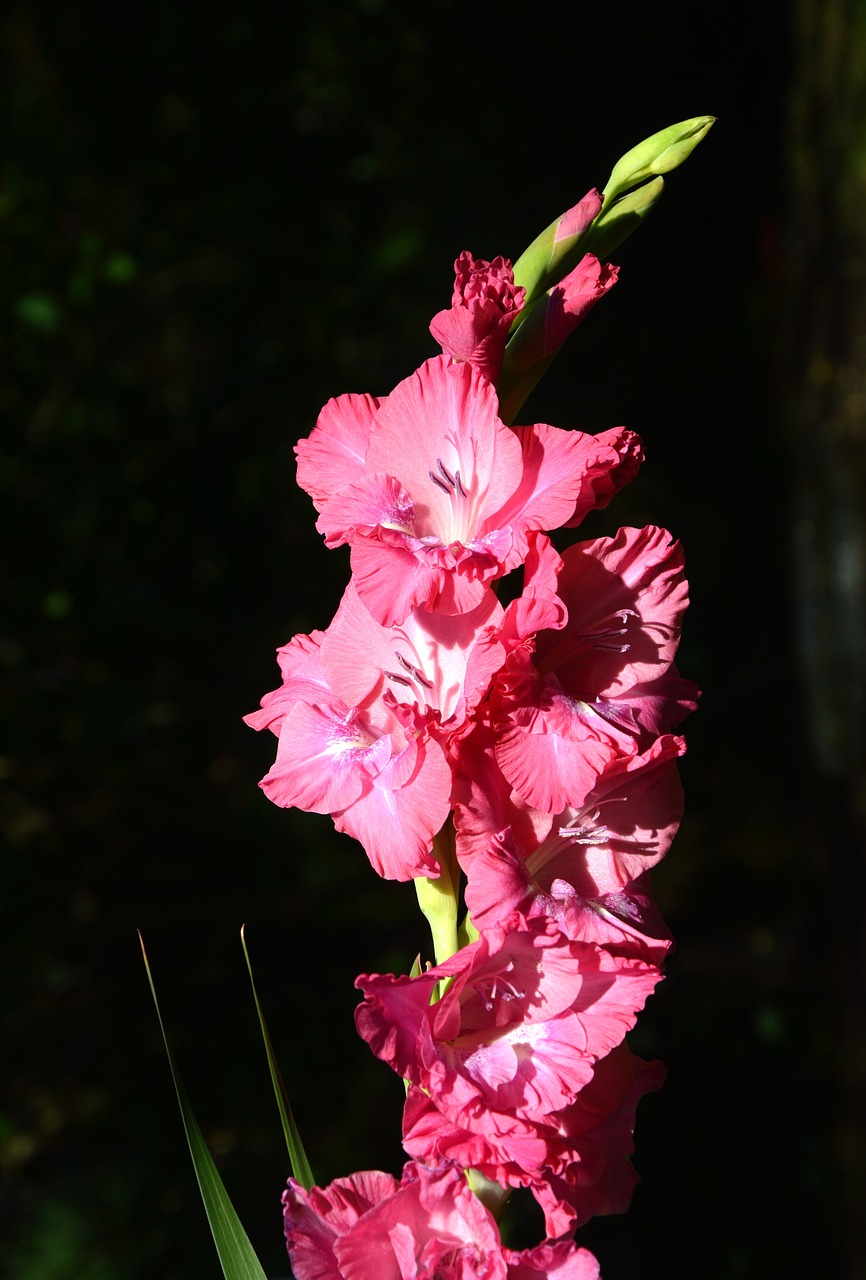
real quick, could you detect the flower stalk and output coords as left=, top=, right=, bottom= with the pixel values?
left=414, top=819, right=461, bottom=968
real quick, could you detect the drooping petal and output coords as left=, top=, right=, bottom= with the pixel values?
left=493, top=680, right=630, bottom=814
left=295, top=392, right=382, bottom=512
left=334, top=733, right=450, bottom=881
left=261, top=701, right=373, bottom=814
left=545, top=525, right=689, bottom=695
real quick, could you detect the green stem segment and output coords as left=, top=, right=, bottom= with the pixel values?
left=415, top=819, right=461, bottom=967
left=414, top=839, right=510, bottom=1217
left=466, top=1169, right=514, bottom=1223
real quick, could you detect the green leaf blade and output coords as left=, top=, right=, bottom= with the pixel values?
left=139, top=933, right=270, bottom=1280
left=240, top=926, right=316, bottom=1191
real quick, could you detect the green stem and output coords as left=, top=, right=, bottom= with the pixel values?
left=414, top=818, right=461, bottom=967
left=466, top=1169, right=513, bottom=1221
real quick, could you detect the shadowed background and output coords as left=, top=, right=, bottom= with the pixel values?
left=3, top=2, right=862, bottom=1277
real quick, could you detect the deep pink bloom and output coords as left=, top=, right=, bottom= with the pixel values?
left=244, top=629, right=450, bottom=881
left=282, top=1160, right=600, bottom=1280
left=403, top=1044, right=665, bottom=1238
left=356, top=912, right=661, bottom=1131
left=492, top=525, right=694, bottom=813
left=451, top=714, right=682, bottom=961
left=532, top=1044, right=667, bottom=1234
left=300, top=355, right=641, bottom=626
left=429, top=252, right=526, bottom=384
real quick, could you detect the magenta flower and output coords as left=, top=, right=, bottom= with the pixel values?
left=429, top=251, right=526, bottom=384
left=492, top=525, right=694, bottom=813
left=402, top=1044, right=665, bottom=1239
left=451, top=716, right=682, bottom=961
left=298, top=354, right=641, bottom=626
left=355, top=912, right=660, bottom=1130
left=244, top=629, right=450, bottom=881
left=282, top=1160, right=600, bottom=1280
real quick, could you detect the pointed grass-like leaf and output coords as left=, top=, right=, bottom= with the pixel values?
left=139, top=933, right=269, bottom=1280
left=240, top=925, right=315, bottom=1190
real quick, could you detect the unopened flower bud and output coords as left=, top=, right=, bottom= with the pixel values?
left=603, top=115, right=715, bottom=204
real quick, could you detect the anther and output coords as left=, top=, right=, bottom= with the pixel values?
left=384, top=670, right=413, bottom=687
left=395, top=652, right=434, bottom=689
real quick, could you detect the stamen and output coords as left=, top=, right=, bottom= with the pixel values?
left=436, top=457, right=457, bottom=487
left=430, top=456, right=469, bottom=505
left=558, top=824, right=611, bottom=844
left=539, top=609, right=639, bottom=677
left=395, top=651, right=434, bottom=689
left=576, top=609, right=639, bottom=652
left=384, top=670, right=413, bottom=687
left=471, top=966, right=526, bottom=1011
left=558, top=796, right=627, bottom=843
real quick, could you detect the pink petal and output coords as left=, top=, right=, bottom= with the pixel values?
left=494, top=702, right=623, bottom=814
left=546, top=525, right=689, bottom=695
left=336, top=733, right=451, bottom=881
left=552, top=189, right=604, bottom=247
left=366, top=356, right=523, bottom=545
left=295, top=392, right=381, bottom=512
left=260, top=701, right=372, bottom=814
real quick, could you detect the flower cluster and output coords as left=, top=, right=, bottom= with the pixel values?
left=246, top=198, right=697, bottom=1274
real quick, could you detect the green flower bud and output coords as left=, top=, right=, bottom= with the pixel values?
left=603, top=115, right=715, bottom=205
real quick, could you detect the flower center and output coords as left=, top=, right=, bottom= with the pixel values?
left=538, top=607, right=637, bottom=677
left=426, top=452, right=480, bottom=544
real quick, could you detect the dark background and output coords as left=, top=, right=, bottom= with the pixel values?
left=1, top=2, right=854, bottom=1278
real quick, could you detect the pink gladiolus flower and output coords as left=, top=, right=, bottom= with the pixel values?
left=492, top=525, right=693, bottom=813
left=429, top=252, right=526, bottom=385
left=451, top=716, right=682, bottom=961
left=282, top=1160, right=601, bottom=1280
left=300, top=355, right=642, bottom=626
left=244, top=629, right=450, bottom=881
left=356, top=912, right=661, bottom=1129
left=402, top=1044, right=665, bottom=1239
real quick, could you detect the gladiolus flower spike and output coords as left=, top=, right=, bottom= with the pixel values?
left=239, top=116, right=710, bottom=1280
